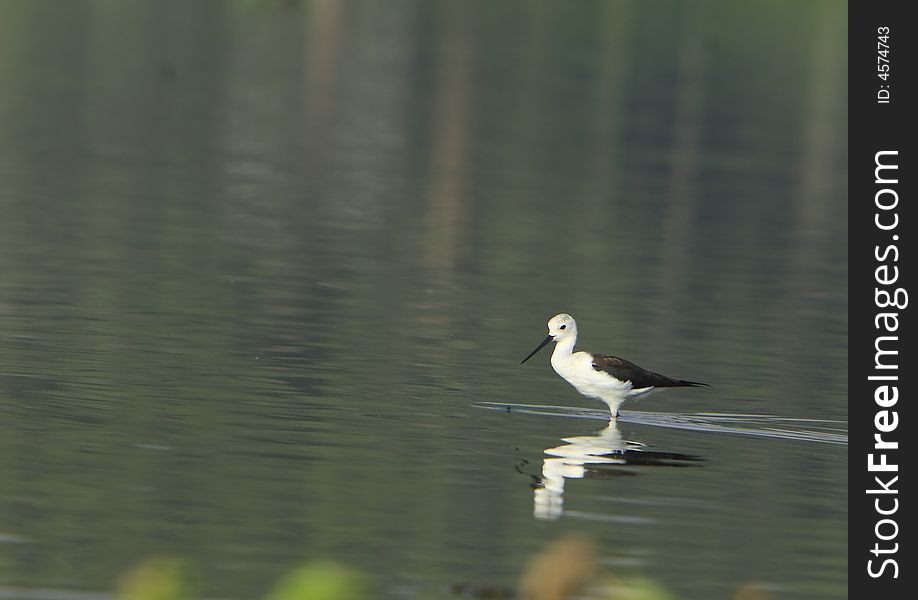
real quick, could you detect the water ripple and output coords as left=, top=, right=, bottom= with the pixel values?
left=473, top=402, right=848, bottom=445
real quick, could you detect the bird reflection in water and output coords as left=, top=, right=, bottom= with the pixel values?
left=533, top=419, right=702, bottom=520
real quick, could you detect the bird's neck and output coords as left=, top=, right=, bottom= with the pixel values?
left=552, top=333, right=577, bottom=361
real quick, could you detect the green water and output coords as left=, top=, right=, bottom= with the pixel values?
left=0, top=1, right=847, bottom=598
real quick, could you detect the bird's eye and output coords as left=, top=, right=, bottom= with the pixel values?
left=559, top=324, right=566, bottom=330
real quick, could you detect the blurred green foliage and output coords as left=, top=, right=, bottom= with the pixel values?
left=117, top=558, right=367, bottom=600
left=263, top=562, right=368, bottom=600
left=114, top=536, right=770, bottom=600
left=116, top=557, right=196, bottom=600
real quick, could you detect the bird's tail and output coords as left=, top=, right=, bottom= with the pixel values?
left=677, top=379, right=709, bottom=387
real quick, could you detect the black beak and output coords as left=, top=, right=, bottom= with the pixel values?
left=521, top=335, right=554, bottom=364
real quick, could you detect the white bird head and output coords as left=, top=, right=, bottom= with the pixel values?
left=521, top=313, right=577, bottom=364
left=547, top=313, right=577, bottom=340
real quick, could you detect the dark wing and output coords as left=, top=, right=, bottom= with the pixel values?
left=590, top=354, right=708, bottom=389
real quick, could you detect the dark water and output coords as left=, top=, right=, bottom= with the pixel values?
left=0, top=1, right=847, bottom=599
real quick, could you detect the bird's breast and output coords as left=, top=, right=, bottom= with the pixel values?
left=551, top=352, right=627, bottom=398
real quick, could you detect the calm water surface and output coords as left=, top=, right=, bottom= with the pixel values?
left=0, top=1, right=847, bottom=599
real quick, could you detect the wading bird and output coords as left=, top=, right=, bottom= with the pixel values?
left=521, top=313, right=707, bottom=418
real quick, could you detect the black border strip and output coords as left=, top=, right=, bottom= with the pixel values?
left=850, top=1, right=913, bottom=596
